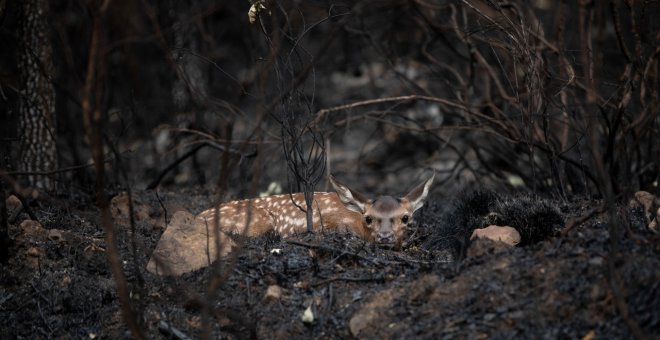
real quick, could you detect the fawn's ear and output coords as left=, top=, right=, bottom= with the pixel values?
left=404, top=173, right=435, bottom=213
left=328, top=175, right=369, bottom=213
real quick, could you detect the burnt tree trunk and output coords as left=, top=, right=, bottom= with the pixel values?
left=17, top=0, right=57, bottom=190
left=169, top=0, right=209, bottom=185
left=170, top=0, right=208, bottom=111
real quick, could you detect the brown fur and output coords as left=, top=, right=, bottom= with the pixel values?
left=196, top=192, right=368, bottom=238
left=196, top=174, right=434, bottom=246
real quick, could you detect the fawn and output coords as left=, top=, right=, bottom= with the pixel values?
left=196, top=173, right=435, bottom=247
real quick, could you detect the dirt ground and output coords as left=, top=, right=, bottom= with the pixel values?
left=1, top=185, right=658, bottom=339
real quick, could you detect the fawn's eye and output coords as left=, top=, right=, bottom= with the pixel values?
left=365, top=216, right=373, bottom=225
left=401, top=215, right=409, bottom=224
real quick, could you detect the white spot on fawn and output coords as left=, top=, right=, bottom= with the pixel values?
left=341, top=217, right=354, bottom=225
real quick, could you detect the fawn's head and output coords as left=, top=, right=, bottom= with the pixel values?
left=329, top=173, right=434, bottom=247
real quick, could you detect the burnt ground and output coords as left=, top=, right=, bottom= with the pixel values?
left=2, top=1, right=658, bottom=338
left=1, top=187, right=659, bottom=339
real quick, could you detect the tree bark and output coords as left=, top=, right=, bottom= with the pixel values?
left=17, top=0, right=57, bottom=190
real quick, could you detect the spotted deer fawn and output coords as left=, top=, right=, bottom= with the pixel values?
left=196, top=174, right=435, bottom=247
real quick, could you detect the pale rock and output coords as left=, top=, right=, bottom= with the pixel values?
left=349, top=289, right=395, bottom=337
left=20, top=219, right=46, bottom=237
left=629, top=191, right=660, bottom=233
left=27, top=246, right=43, bottom=257
left=470, top=225, right=521, bottom=246
left=26, top=246, right=45, bottom=268
left=301, top=306, right=314, bottom=324
left=264, top=285, right=283, bottom=301
left=649, top=207, right=659, bottom=233
left=47, top=229, right=64, bottom=242
left=6, top=195, right=22, bottom=210
left=147, top=210, right=236, bottom=276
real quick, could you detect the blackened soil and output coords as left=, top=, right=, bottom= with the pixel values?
left=1, top=189, right=658, bottom=339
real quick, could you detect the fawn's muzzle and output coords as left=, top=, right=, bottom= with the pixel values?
left=377, top=231, right=394, bottom=244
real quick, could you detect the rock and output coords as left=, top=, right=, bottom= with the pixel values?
left=27, top=246, right=43, bottom=257
left=349, top=288, right=396, bottom=337
left=26, top=246, right=45, bottom=267
left=629, top=191, right=657, bottom=212
left=470, top=225, right=521, bottom=246
left=20, top=219, right=46, bottom=238
left=47, top=229, right=64, bottom=242
left=6, top=195, right=22, bottom=210
left=649, top=207, right=659, bottom=233
left=628, top=191, right=660, bottom=233
left=60, top=275, right=72, bottom=287
left=301, top=306, right=314, bottom=324
left=264, top=285, right=283, bottom=301
left=468, top=225, right=521, bottom=258
left=147, top=210, right=236, bottom=276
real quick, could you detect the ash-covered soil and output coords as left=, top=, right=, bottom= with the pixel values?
left=1, top=188, right=658, bottom=339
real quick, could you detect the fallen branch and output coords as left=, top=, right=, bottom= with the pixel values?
left=286, top=239, right=381, bottom=266
left=157, top=320, right=192, bottom=340
left=312, top=275, right=386, bottom=287
left=560, top=205, right=605, bottom=236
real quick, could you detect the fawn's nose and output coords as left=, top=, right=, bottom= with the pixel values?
left=377, top=231, right=394, bottom=243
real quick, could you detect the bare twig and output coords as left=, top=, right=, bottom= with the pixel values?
left=316, top=95, right=468, bottom=123
left=157, top=320, right=193, bottom=340
left=286, top=239, right=381, bottom=265
left=311, top=275, right=386, bottom=287
left=560, top=206, right=605, bottom=236
left=80, top=3, right=144, bottom=339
